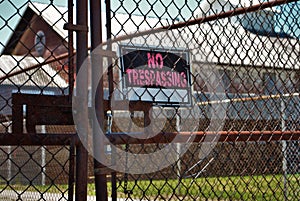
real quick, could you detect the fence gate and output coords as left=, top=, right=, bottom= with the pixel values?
left=0, top=0, right=88, bottom=200
left=1, top=0, right=300, bottom=201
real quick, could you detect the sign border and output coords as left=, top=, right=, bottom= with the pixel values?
left=118, top=44, right=193, bottom=107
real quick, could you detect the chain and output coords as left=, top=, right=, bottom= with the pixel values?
left=123, top=112, right=134, bottom=195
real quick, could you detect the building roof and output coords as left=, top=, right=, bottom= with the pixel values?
left=2, top=2, right=171, bottom=54
left=187, top=0, right=299, bottom=69
left=2, top=3, right=68, bottom=55
left=189, top=21, right=300, bottom=69
left=28, top=3, right=68, bottom=42
left=194, top=0, right=281, bottom=18
left=0, top=55, right=68, bottom=88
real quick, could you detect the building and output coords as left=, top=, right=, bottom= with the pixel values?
left=0, top=55, right=68, bottom=125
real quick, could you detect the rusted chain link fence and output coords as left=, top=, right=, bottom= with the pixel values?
left=0, top=0, right=299, bottom=200
left=0, top=1, right=75, bottom=200
left=101, top=0, right=300, bottom=200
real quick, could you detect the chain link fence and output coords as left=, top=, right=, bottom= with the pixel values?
left=0, top=1, right=76, bottom=200
left=101, top=0, right=300, bottom=200
left=0, top=0, right=299, bottom=200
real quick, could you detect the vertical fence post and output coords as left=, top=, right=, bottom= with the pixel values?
left=68, top=137, right=76, bottom=201
left=176, top=112, right=182, bottom=195
left=7, top=125, right=12, bottom=183
left=90, top=0, right=109, bottom=200
left=41, top=125, right=46, bottom=186
left=105, top=1, right=117, bottom=200
left=75, top=143, right=88, bottom=201
left=281, top=98, right=288, bottom=200
left=75, top=0, right=89, bottom=200
left=68, top=0, right=74, bottom=100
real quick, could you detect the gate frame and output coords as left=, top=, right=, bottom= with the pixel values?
left=6, top=0, right=89, bottom=200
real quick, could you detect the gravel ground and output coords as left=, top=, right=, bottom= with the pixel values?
left=0, top=190, right=144, bottom=201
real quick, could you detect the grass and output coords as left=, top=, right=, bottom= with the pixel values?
left=104, top=174, right=300, bottom=200
left=1, top=174, right=299, bottom=200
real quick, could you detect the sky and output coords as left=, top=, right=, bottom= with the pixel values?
left=275, top=1, right=300, bottom=38
left=0, top=0, right=299, bottom=53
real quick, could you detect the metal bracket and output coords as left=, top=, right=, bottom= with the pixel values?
left=63, top=23, right=88, bottom=32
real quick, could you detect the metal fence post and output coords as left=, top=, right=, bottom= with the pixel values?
left=90, top=0, right=109, bottom=200
left=281, top=98, right=288, bottom=200
left=75, top=0, right=89, bottom=200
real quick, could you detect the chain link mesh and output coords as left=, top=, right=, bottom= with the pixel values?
left=104, top=0, right=300, bottom=200
left=0, top=0, right=74, bottom=200
left=0, top=0, right=299, bottom=200
left=0, top=145, right=71, bottom=200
